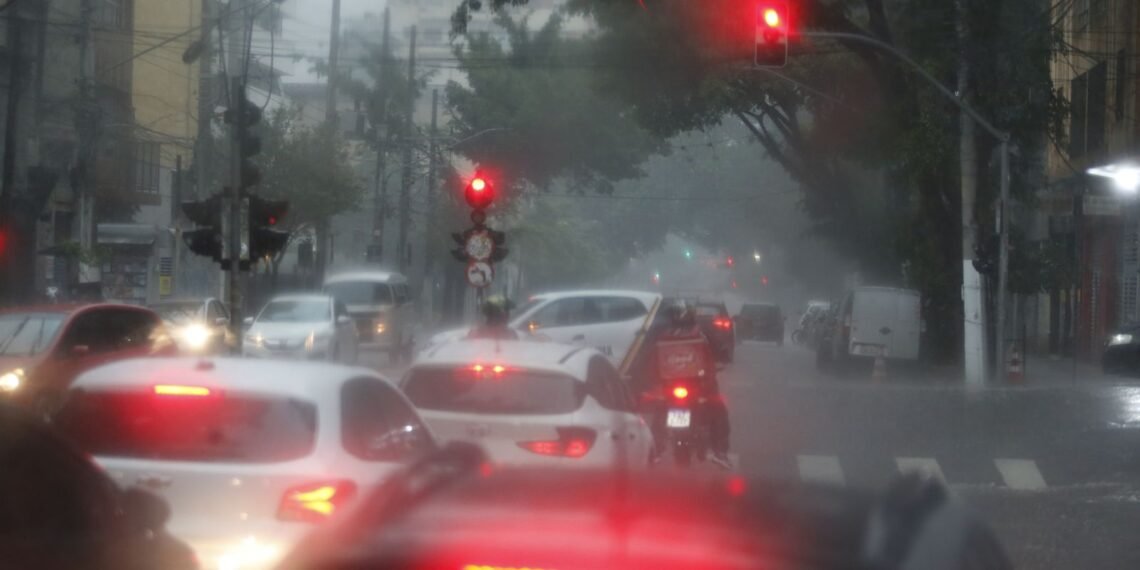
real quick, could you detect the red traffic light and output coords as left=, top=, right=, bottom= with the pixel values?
left=465, top=175, right=496, bottom=210
left=726, top=256, right=735, bottom=267
left=755, top=1, right=789, bottom=68
left=761, top=276, right=769, bottom=286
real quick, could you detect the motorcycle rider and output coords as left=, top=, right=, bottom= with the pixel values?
left=467, top=295, right=520, bottom=340
left=633, top=299, right=732, bottom=469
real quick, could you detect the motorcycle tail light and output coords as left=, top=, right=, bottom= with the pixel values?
left=672, top=386, right=690, bottom=400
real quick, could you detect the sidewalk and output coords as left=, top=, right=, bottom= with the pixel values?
left=1020, top=354, right=1137, bottom=386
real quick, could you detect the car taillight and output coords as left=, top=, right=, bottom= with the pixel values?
left=517, top=427, right=596, bottom=459
left=714, top=318, right=732, bottom=329
left=277, top=480, right=357, bottom=523
left=672, top=386, right=690, bottom=400
left=153, top=384, right=213, bottom=397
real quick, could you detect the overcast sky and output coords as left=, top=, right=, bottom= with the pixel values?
left=276, top=0, right=392, bottom=83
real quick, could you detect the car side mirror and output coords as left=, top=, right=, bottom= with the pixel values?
left=122, top=488, right=171, bottom=532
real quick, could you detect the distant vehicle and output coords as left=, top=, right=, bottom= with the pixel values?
left=56, top=357, right=436, bottom=570
left=323, top=271, right=415, bottom=363
left=403, top=339, right=654, bottom=468
left=1103, top=324, right=1140, bottom=375
left=243, top=294, right=359, bottom=363
left=0, top=303, right=176, bottom=418
left=737, top=302, right=785, bottom=345
left=691, top=299, right=735, bottom=362
left=0, top=404, right=196, bottom=570
left=150, top=297, right=234, bottom=354
left=818, top=287, right=922, bottom=372
left=424, top=290, right=662, bottom=366
left=276, top=444, right=1013, bottom=570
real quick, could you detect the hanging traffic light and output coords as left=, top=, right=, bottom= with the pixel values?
left=248, top=194, right=290, bottom=261
left=755, top=1, right=789, bottom=68
left=181, top=193, right=223, bottom=262
left=464, top=174, right=496, bottom=211
left=226, top=97, right=263, bottom=190
left=684, top=249, right=693, bottom=260
left=761, top=276, right=769, bottom=286
left=726, top=255, right=735, bottom=268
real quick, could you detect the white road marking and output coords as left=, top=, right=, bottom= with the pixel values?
left=895, top=457, right=946, bottom=481
left=994, top=459, right=1047, bottom=490
left=797, top=455, right=845, bottom=486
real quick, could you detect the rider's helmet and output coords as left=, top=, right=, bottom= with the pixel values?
left=482, top=295, right=514, bottom=327
left=663, top=299, right=696, bottom=328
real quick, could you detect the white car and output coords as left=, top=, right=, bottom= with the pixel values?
left=424, top=290, right=662, bottom=366
left=55, top=357, right=436, bottom=570
left=403, top=339, right=654, bottom=468
left=244, top=294, right=359, bottom=363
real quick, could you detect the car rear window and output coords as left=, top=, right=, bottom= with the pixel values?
left=324, top=282, right=394, bottom=305
left=695, top=305, right=724, bottom=317
left=403, top=367, right=585, bottom=415
left=55, top=389, right=317, bottom=463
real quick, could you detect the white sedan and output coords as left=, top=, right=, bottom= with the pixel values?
left=243, top=294, right=359, bottom=363
left=55, top=357, right=436, bottom=570
left=402, top=339, right=654, bottom=469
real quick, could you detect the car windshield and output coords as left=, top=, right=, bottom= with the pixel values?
left=151, top=303, right=201, bottom=324
left=55, top=390, right=317, bottom=463
left=324, top=282, right=393, bottom=305
left=257, top=300, right=329, bottom=323
left=404, top=367, right=585, bottom=415
left=0, top=313, right=65, bottom=357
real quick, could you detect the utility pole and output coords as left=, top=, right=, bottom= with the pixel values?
left=316, top=0, right=342, bottom=280
left=194, top=0, right=215, bottom=200
left=957, top=0, right=986, bottom=387
left=398, top=26, right=416, bottom=271
left=76, top=0, right=97, bottom=267
left=371, top=7, right=390, bottom=264
left=226, top=0, right=249, bottom=352
left=172, top=154, right=183, bottom=298
left=419, top=88, right=439, bottom=304
left=995, top=140, right=1010, bottom=383
left=0, top=0, right=22, bottom=304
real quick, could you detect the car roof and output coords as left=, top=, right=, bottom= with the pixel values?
left=528, top=289, right=660, bottom=306
left=0, top=302, right=150, bottom=316
left=415, top=339, right=597, bottom=378
left=70, top=357, right=385, bottom=402
left=324, top=271, right=407, bottom=285
left=267, top=293, right=334, bottom=303
left=149, top=298, right=213, bottom=307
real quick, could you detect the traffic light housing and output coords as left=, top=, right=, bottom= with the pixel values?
left=755, top=1, right=789, bottom=68
left=248, top=194, right=290, bottom=261
left=226, top=97, right=263, bottom=190
left=488, top=228, right=508, bottom=262
left=464, top=174, right=496, bottom=211
left=181, top=193, right=223, bottom=262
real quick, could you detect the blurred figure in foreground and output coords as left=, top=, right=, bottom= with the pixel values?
left=468, top=295, right=520, bottom=340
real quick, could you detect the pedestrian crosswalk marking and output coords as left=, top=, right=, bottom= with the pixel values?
left=895, top=457, right=945, bottom=481
left=797, top=455, right=845, bottom=486
left=994, top=459, right=1047, bottom=490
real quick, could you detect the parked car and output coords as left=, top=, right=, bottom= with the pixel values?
left=56, top=357, right=436, bottom=570
left=243, top=294, right=359, bottom=363
left=0, top=303, right=176, bottom=418
left=1103, top=323, right=1140, bottom=375
left=150, top=297, right=234, bottom=354
left=0, top=403, right=196, bottom=570
left=817, top=287, right=922, bottom=373
left=403, top=339, right=654, bottom=468
left=323, top=271, right=416, bottom=363
left=736, top=302, right=785, bottom=345
left=691, top=299, right=736, bottom=362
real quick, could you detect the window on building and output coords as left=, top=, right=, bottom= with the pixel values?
left=1069, top=73, right=1088, bottom=159
left=134, top=142, right=161, bottom=195
left=1116, top=50, right=1127, bottom=123
left=95, top=0, right=130, bottom=31
left=1087, top=62, right=1107, bottom=154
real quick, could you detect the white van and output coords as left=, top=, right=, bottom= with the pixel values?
left=820, top=286, right=921, bottom=366
left=323, top=271, right=415, bottom=362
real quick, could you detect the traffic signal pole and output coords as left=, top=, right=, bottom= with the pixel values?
left=801, top=31, right=1011, bottom=385
left=226, top=0, right=249, bottom=354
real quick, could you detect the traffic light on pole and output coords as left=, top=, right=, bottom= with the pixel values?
left=755, top=1, right=789, bottom=68
left=181, top=193, right=223, bottom=262
left=248, top=194, right=290, bottom=261
left=226, top=97, right=263, bottom=190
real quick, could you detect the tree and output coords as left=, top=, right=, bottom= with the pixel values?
left=255, top=106, right=362, bottom=276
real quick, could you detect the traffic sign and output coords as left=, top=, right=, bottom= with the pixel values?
left=466, top=261, right=494, bottom=288
left=464, top=229, right=495, bottom=261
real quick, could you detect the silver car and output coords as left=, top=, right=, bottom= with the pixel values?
left=243, top=294, right=359, bottom=363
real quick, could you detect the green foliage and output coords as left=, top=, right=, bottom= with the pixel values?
left=255, top=107, right=363, bottom=240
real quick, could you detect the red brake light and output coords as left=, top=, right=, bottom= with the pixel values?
left=277, top=480, right=357, bottom=523
left=153, top=384, right=212, bottom=397
left=714, top=317, right=732, bottom=329
left=517, top=427, right=596, bottom=459
left=763, top=8, right=781, bottom=28
left=672, top=386, right=690, bottom=400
